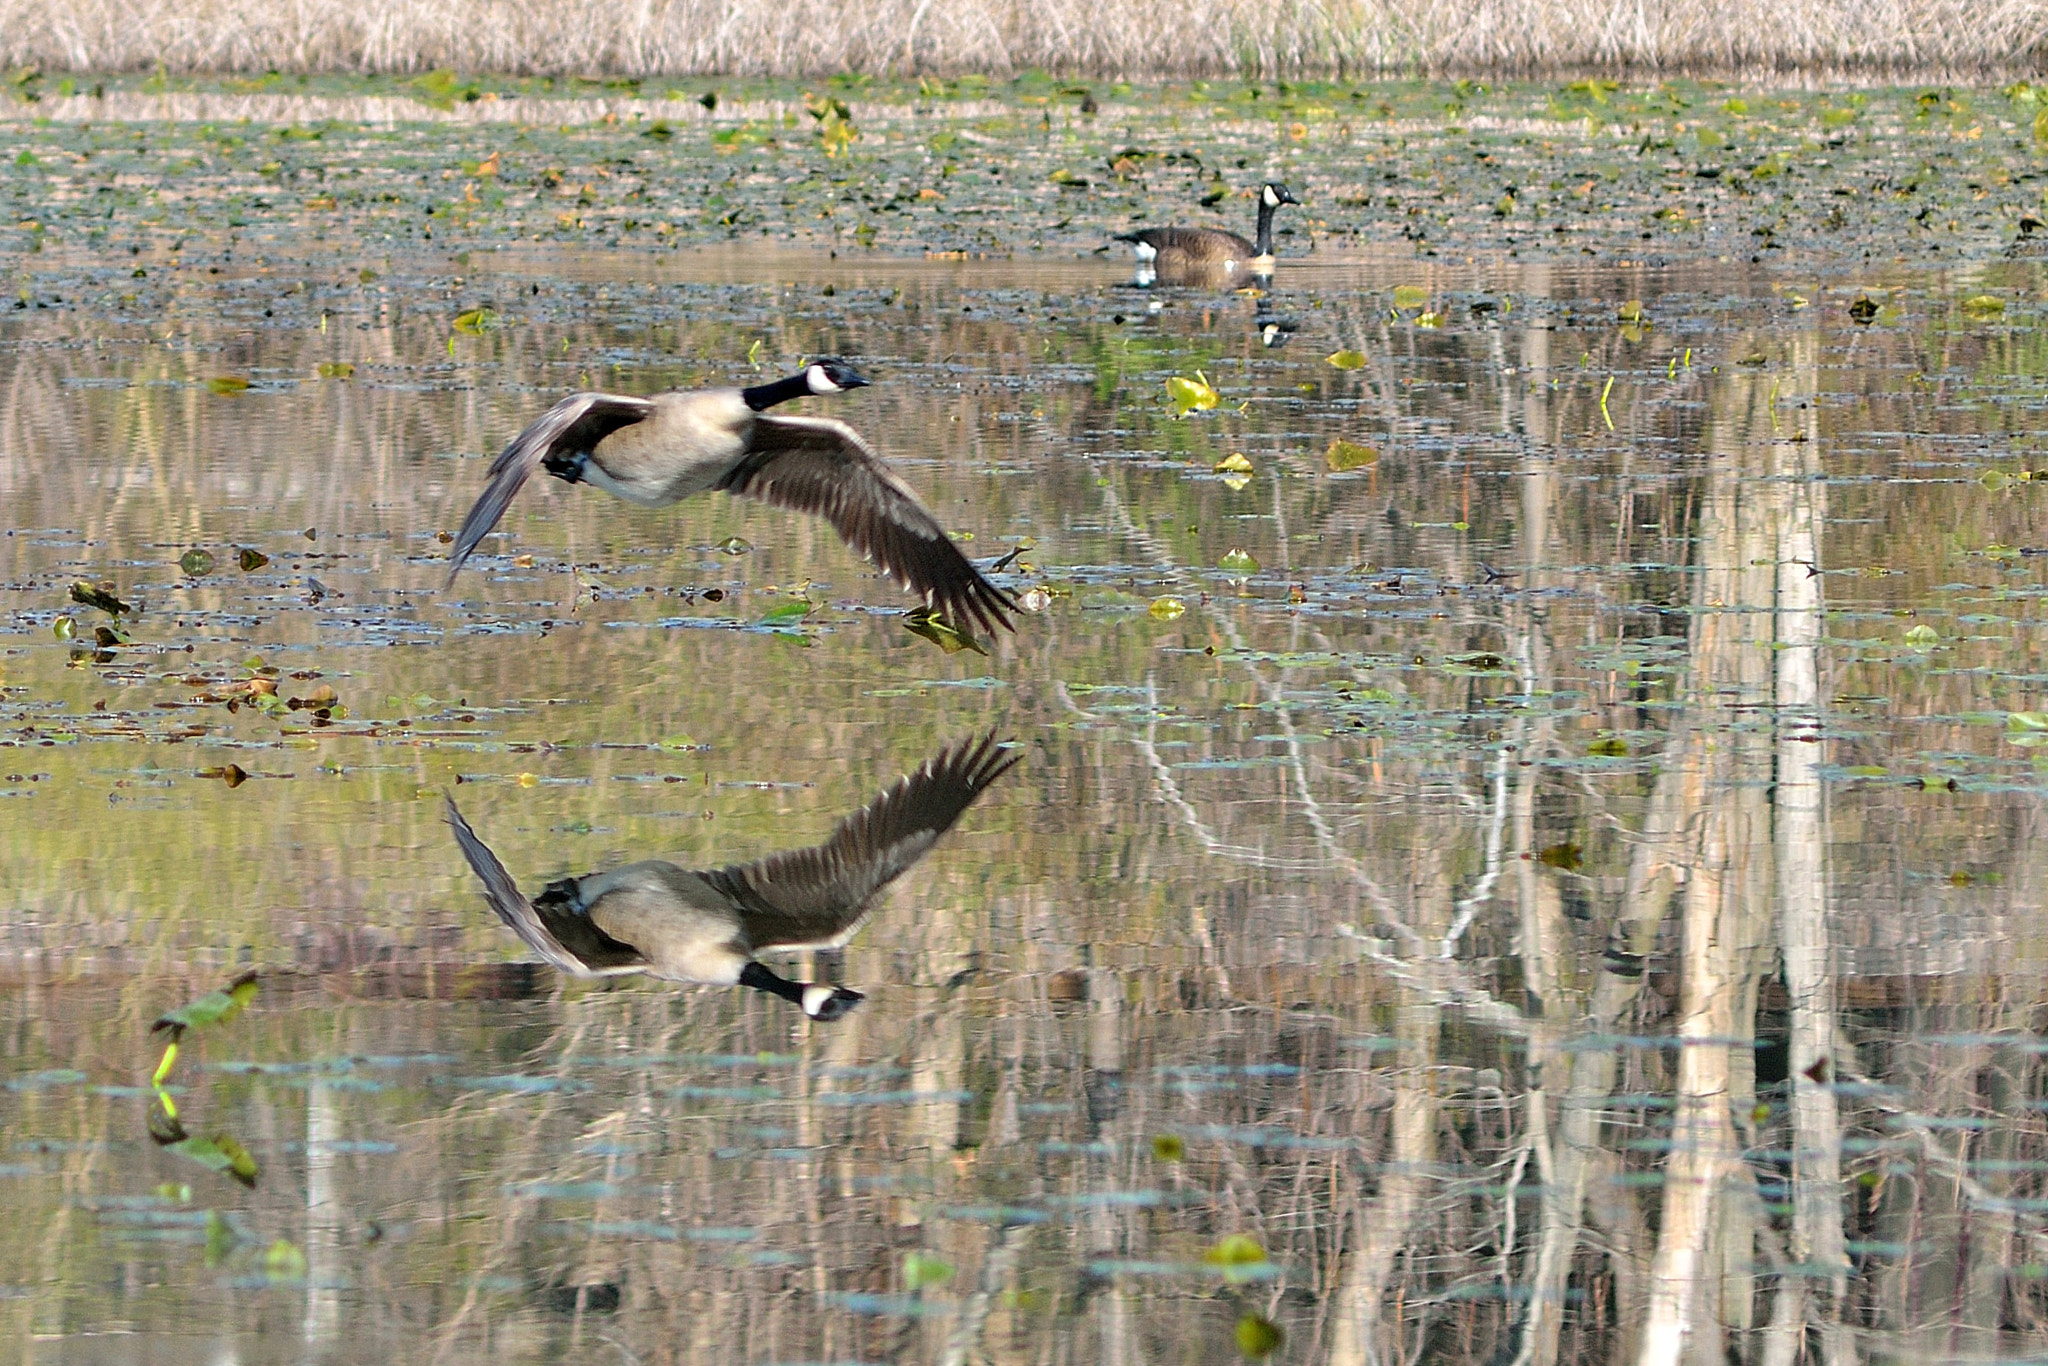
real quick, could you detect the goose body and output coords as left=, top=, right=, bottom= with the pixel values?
left=446, top=733, right=1017, bottom=1020
left=1116, top=182, right=1301, bottom=287
left=446, top=361, right=1015, bottom=635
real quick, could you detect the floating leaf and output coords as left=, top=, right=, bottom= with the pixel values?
left=1151, top=1134, right=1186, bottom=1162
left=147, top=1103, right=259, bottom=1189
left=903, top=1251, right=954, bottom=1289
left=1416, top=310, right=1445, bottom=328
left=1903, top=624, right=1939, bottom=648
left=179, top=549, right=216, bottom=575
left=1587, top=736, right=1629, bottom=757
left=1167, top=373, right=1219, bottom=417
left=51, top=615, right=73, bottom=640
left=1149, top=596, right=1187, bottom=621
left=1234, top=1313, right=1284, bottom=1357
left=205, top=376, right=250, bottom=395
left=452, top=307, right=501, bottom=335
left=70, top=581, right=132, bottom=615
left=1205, top=1235, right=1268, bottom=1269
left=1962, top=294, right=2006, bottom=320
left=151, top=971, right=259, bottom=1039
left=317, top=361, right=355, bottom=379
left=1848, top=296, right=1880, bottom=324
left=1617, top=299, right=1648, bottom=324
left=1325, top=440, right=1380, bottom=472
left=1218, top=548, right=1260, bottom=574
left=1018, top=586, right=1052, bottom=613
left=1391, top=284, right=1428, bottom=310
left=759, top=599, right=813, bottom=624
left=238, top=548, right=270, bottom=572
left=200, top=764, right=250, bottom=788
left=205, top=1210, right=237, bottom=1266
left=1325, top=349, right=1367, bottom=369
left=902, top=607, right=989, bottom=656
left=716, top=535, right=753, bottom=556
left=264, top=1239, right=308, bottom=1281
left=1214, top=452, right=1255, bottom=474
left=1537, top=841, right=1583, bottom=871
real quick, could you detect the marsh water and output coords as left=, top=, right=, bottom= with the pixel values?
left=10, top=80, right=2048, bottom=1365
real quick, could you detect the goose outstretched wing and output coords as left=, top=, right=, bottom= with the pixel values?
left=717, top=417, right=1017, bottom=636
left=445, top=798, right=649, bottom=976
left=698, top=733, right=1017, bottom=952
left=445, top=393, right=655, bottom=584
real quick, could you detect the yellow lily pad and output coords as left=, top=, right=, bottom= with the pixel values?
left=1325, top=439, right=1380, bottom=472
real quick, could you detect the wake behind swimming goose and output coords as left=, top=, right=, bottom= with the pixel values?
left=445, top=360, right=1016, bottom=636
left=1116, top=182, right=1301, bottom=288
left=445, top=733, right=1018, bottom=1020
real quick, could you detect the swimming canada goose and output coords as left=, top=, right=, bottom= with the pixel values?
left=1116, top=182, right=1301, bottom=287
left=445, top=360, right=1016, bottom=635
left=445, top=733, right=1018, bottom=1020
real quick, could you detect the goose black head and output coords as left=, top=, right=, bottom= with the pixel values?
left=1262, top=182, right=1301, bottom=208
left=805, top=359, right=871, bottom=395
left=799, top=983, right=866, bottom=1021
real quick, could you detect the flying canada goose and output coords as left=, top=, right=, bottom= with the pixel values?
left=445, top=733, right=1018, bottom=1020
left=1115, top=182, right=1302, bottom=287
left=445, top=360, right=1016, bottom=636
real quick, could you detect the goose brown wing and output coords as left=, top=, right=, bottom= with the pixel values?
left=1115, top=226, right=1257, bottom=258
left=444, top=798, right=648, bottom=976
left=715, top=416, right=1017, bottom=635
left=445, top=393, right=655, bottom=584
left=698, top=733, right=1018, bottom=952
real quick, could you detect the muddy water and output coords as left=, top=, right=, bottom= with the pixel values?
left=8, top=234, right=2048, bottom=1364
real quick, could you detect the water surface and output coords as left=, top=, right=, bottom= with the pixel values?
left=7, top=100, right=2048, bottom=1363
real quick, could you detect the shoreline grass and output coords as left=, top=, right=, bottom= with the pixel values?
left=2, top=1, right=2046, bottom=80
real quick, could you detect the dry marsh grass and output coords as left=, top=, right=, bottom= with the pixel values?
left=4, top=0, right=2047, bottom=78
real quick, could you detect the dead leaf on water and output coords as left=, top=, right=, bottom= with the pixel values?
left=205, top=376, right=250, bottom=394
left=1325, top=349, right=1366, bottom=369
left=902, top=607, right=989, bottom=656
left=69, top=580, right=132, bottom=615
left=1167, top=373, right=1219, bottom=417
left=1537, top=841, right=1583, bottom=871
left=238, top=549, right=270, bottom=571
left=200, top=764, right=250, bottom=787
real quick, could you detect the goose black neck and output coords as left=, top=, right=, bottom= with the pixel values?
left=738, top=960, right=805, bottom=1004
left=742, top=373, right=811, bottom=412
left=1253, top=199, right=1277, bottom=257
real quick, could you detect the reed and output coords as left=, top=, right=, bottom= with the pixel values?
left=2, top=0, right=2044, bottom=79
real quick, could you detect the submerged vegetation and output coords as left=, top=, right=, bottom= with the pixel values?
left=0, top=75, right=2044, bottom=265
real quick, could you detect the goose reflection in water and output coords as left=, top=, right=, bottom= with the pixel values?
left=445, top=734, right=1016, bottom=1020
